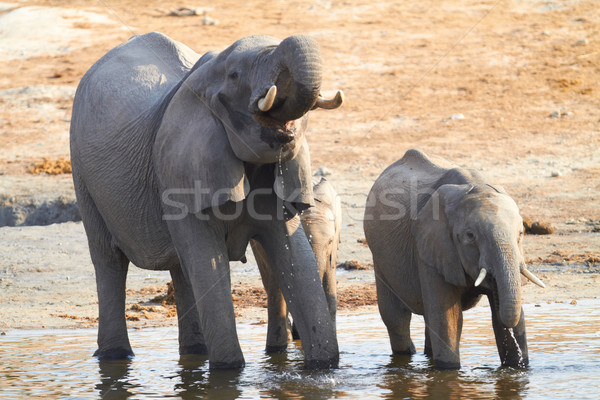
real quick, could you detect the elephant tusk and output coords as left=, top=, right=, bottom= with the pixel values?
left=522, top=268, right=546, bottom=288
left=474, top=268, right=487, bottom=287
left=316, top=90, right=344, bottom=110
left=258, top=85, right=277, bottom=112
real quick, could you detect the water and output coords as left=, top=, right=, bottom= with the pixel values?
left=1, top=300, right=599, bottom=399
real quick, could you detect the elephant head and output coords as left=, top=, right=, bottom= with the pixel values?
left=413, top=184, right=545, bottom=329
left=186, top=35, right=342, bottom=163
left=155, top=35, right=343, bottom=214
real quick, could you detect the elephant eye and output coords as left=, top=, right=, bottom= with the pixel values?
left=465, top=231, right=475, bottom=241
left=228, top=71, right=239, bottom=80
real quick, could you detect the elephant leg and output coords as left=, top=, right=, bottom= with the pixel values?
left=322, top=259, right=337, bottom=326
left=257, top=215, right=339, bottom=369
left=166, top=214, right=244, bottom=369
left=290, top=260, right=336, bottom=341
left=419, top=272, right=462, bottom=369
left=490, top=294, right=529, bottom=367
left=251, top=240, right=289, bottom=352
left=170, top=266, right=207, bottom=355
left=92, top=244, right=132, bottom=359
left=75, top=178, right=133, bottom=359
left=375, top=275, right=415, bottom=355
left=424, top=328, right=433, bottom=357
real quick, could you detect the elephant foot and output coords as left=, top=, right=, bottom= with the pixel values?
left=303, top=356, right=339, bottom=370
left=209, top=358, right=246, bottom=370
left=390, top=336, right=416, bottom=355
left=180, top=343, right=209, bottom=355
left=265, top=344, right=288, bottom=354
left=94, top=347, right=134, bottom=360
left=501, top=354, right=529, bottom=368
left=392, top=345, right=416, bottom=356
left=433, top=359, right=461, bottom=370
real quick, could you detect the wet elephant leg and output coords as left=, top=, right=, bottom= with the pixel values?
left=257, top=215, right=339, bottom=369
left=166, top=214, right=244, bottom=369
left=170, top=266, right=207, bottom=355
left=92, top=244, right=132, bottom=359
left=375, top=275, right=415, bottom=355
left=251, top=240, right=290, bottom=352
left=489, top=292, right=529, bottom=367
left=419, top=269, right=462, bottom=369
left=77, top=180, right=133, bottom=359
left=424, top=328, right=433, bottom=358
left=322, top=255, right=338, bottom=326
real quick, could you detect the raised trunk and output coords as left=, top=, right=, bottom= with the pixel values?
left=268, top=35, right=323, bottom=122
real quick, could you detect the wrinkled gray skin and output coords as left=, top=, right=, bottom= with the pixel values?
left=252, top=178, right=342, bottom=352
left=364, top=149, right=533, bottom=369
left=70, top=32, right=340, bottom=369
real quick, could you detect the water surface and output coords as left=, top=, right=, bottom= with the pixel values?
left=1, top=300, right=598, bottom=399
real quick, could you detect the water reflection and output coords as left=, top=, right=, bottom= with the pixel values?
left=0, top=301, right=599, bottom=399
left=97, top=359, right=138, bottom=399
left=175, top=356, right=242, bottom=400
left=380, top=357, right=530, bottom=400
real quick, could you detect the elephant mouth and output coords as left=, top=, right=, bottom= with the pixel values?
left=254, top=113, right=297, bottom=144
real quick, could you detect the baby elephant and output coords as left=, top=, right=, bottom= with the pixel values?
left=364, top=149, right=544, bottom=369
left=253, top=178, right=342, bottom=352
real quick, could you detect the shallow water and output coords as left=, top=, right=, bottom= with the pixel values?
left=1, top=300, right=599, bottom=399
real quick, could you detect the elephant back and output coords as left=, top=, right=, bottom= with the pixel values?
left=363, top=149, right=457, bottom=303
left=72, top=32, right=199, bottom=134
left=69, top=33, right=200, bottom=270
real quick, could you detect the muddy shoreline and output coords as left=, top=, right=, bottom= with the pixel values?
left=1, top=220, right=598, bottom=332
left=1, top=0, right=599, bottom=331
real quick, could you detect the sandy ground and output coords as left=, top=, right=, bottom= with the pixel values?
left=0, top=0, right=599, bottom=331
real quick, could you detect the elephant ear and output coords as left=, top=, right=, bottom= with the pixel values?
left=154, top=75, right=250, bottom=215
left=411, top=184, right=472, bottom=287
left=273, top=137, right=314, bottom=213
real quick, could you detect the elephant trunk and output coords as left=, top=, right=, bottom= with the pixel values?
left=490, top=244, right=523, bottom=329
left=268, top=35, right=323, bottom=122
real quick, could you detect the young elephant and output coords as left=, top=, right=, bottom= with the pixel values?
left=363, top=149, right=544, bottom=369
left=252, top=178, right=342, bottom=352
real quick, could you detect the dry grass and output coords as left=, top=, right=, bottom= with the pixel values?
left=28, top=157, right=72, bottom=175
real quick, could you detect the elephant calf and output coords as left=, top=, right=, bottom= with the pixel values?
left=364, top=149, right=545, bottom=369
left=252, top=178, right=342, bottom=352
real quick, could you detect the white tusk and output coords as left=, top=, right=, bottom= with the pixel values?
left=316, top=90, right=344, bottom=110
left=474, top=268, right=487, bottom=287
left=258, top=85, right=277, bottom=112
left=522, top=268, right=546, bottom=288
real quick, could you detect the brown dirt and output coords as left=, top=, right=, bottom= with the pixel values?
left=28, top=157, right=72, bottom=175
left=0, top=0, right=599, bottom=330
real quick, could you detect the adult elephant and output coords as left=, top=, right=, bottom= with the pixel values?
left=70, top=32, right=343, bottom=369
left=252, top=178, right=342, bottom=352
left=363, top=149, right=544, bottom=369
